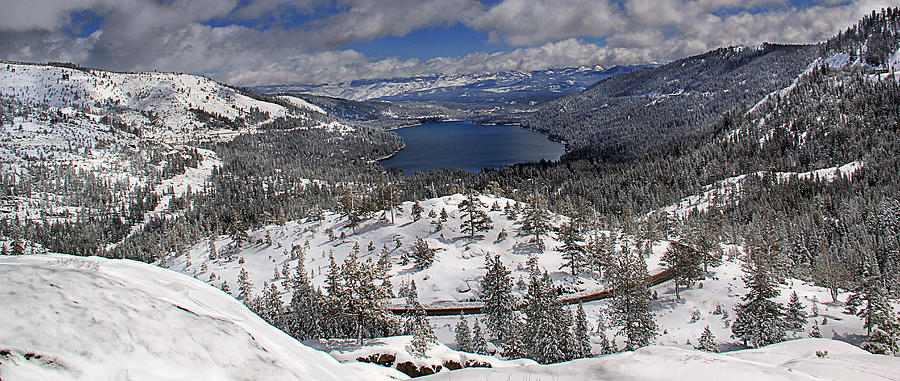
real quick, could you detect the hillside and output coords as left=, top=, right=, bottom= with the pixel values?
left=525, top=44, right=818, bottom=160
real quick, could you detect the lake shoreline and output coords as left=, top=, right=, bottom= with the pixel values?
left=379, top=120, right=565, bottom=174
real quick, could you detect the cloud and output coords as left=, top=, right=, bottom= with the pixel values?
left=0, top=0, right=894, bottom=86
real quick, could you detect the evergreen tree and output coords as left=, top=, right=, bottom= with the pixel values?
left=522, top=194, right=551, bottom=251
left=661, top=240, right=704, bottom=299
left=596, top=311, right=615, bottom=354
left=785, top=291, right=808, bottom=330
left=340, top=249, right=394, bottom=344
left=288, top=256, right=325, bottom=340
left=412, top=201, right=424, bottom=221
left=404, top=281, right=437, bottom=356
left=237, top=267, right=253, bottom=301
left=609, top=247, right=657, bottom=350
left=454, top=315, right=473, bottom=353
left=523, top=271, right=572, bottom=364
left=557, top=221, right=586, bottom=274
left=572, top=302, right=593, bottom=359
left=850, top=271, right=900, bottom=355
left=480, top=254, right=518, bottom=344
left=458, top=191, right=492, bottom=240
left=208, top=239, right=217, bottom=260
left=732, top=240, right=786, bottom=348
left=472, top=318, right=489, bottom=355
left=410, top=237, right=435, bottom=269
left=695, top=325, right=718, bottom=352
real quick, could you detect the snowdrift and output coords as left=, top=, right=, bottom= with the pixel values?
left=0, top=254, right=384, bottom=381
left=421, top=338, right=900, bottom=381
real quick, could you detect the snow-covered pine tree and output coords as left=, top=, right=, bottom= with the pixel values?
left=481, top=254, right=518, bottom=344
left=809, top=322, right=822, bottom=338
left=850, top=270, right=900, bottom=355
left=596, top=310, right=615, bottom=354
left=257, top=282, right=284, bottom=329
left=785, top=291, right=808, bottom=330
left=405, top=281, right=437, bottom=357
left=237, top=267, right=253, bottom=301
left=340, top=249, right=395, bottom=344
left=412, top=201, right=424, bottom=221
left=572, top=302, right=593, bottom=359
left=458, top=191, right=492, bottom=240
left=522, top=194, right=551, bottom=251
left=731, top=239, right=786, bottom=348
left=288, top=256, right=326, bottom=340
left=455, top=315, right=473, bottom=353
left=695, top=325, right=718, bottom=352
left=472, top=318, right=489, bottom=355
left=609, top=247, right=657, bottom=350
left=411, top=237, right=435, bottom=269
left=660, top=240, right=704, bottom=299
left=522, top=271, right=572, bottom=364
left=208, top=239, right=217, bottom=260
left=557, top=221, right=586, bottom=275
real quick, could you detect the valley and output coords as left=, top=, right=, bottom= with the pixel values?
left=2, top=5, right=900, bottom=381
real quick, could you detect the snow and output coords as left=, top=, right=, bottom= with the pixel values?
left=307, top=335, right=535, bottom=374
left=655, top=162, right=864, bottom=219
left=169, top=194, right=617, bottom=306
left=278, top=95, right=327, bottom=114
left=421, top=339, right=900, bottom=381
left=0, top=254, right=385, bottom=381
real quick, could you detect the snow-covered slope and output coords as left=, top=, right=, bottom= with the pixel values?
left=257, top=65, right=645, bottom=104
left=0, top=62, right=328, bottom=143
left=168, top=194, right=661, bottom=306
left=421, top=339, right=900, bottom=381
left=0, top=254, right=385, bottom=381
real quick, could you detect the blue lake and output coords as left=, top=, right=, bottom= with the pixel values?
left=381, top=121, right=565, bottom=174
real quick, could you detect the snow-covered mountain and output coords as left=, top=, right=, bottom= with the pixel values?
left=0, top=62, right=331, bottom=144
left=0, top=254, right=386, bottom=381
left=256, top=65, right=646, bottom=104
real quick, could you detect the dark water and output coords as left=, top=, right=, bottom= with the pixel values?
left=381, top=121, right=565, bottom=174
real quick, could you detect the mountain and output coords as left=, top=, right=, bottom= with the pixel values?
left=525, top=43, right=818, bottom=160
left=255, top=65, right=647, bottom=105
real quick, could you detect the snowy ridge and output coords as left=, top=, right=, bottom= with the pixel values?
left=655, top=161, right=864, bottom=219
left=0, top=254, right=385, bottom=381
left=257, top=65, right=643, bottom=104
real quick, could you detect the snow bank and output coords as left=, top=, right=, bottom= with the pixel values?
left=0, top=254, right=384, bottom=381
left=421, top=339, right=900, bottom=381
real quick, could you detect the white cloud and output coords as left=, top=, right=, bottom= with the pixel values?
left=0, top=0, right=895, bottom=86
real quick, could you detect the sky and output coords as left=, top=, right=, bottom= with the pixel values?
left=0, top=0, right=896, bottom=86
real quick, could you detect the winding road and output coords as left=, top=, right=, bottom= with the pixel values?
left=389, top=268, right=675, bottom=316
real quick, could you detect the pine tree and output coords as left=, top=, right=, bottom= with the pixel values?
left=557, top=221, right=586, bottom=275
left=785, top=291, right=808, bottom=330
left=695, top=325, right=718, bottom=352
left=661, top=240, right=704, bottom=299
left=455, top=315, right=473, bottom=353
left=237, top=267, right=253, bottom=301
left=340, top=249, right=395, bottom=344
left=208, top=239, right=217, bottom=260
left=596, top=311, right=615, bottom=354
left=809, top=322, right=822, bottom=338
left=405, top=281, right=437, bottom=357
left=572, top=302, right=593, bottom=359
left=458, top=191, right=492, bottom=240
left=731, top=240, right=786, bottom=348
left=288, top=256, right=325, bottom=340
left=410, top=237, right=435, bottom=269
left=480, top=254, right=518, bottom=344
left=472, top=318, right=489, bottom=355
left=850, top=271, right=900, bottom=355
left=609, top=248, right=657, bottom=350
left=522, top=194, right=551, bottom=251
left=412, top=201, right=424, bottom=221
left=523, top=271, right=572, bottom=364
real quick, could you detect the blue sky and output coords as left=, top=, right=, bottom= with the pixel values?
left=0, top=0, right=891, bottom=85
